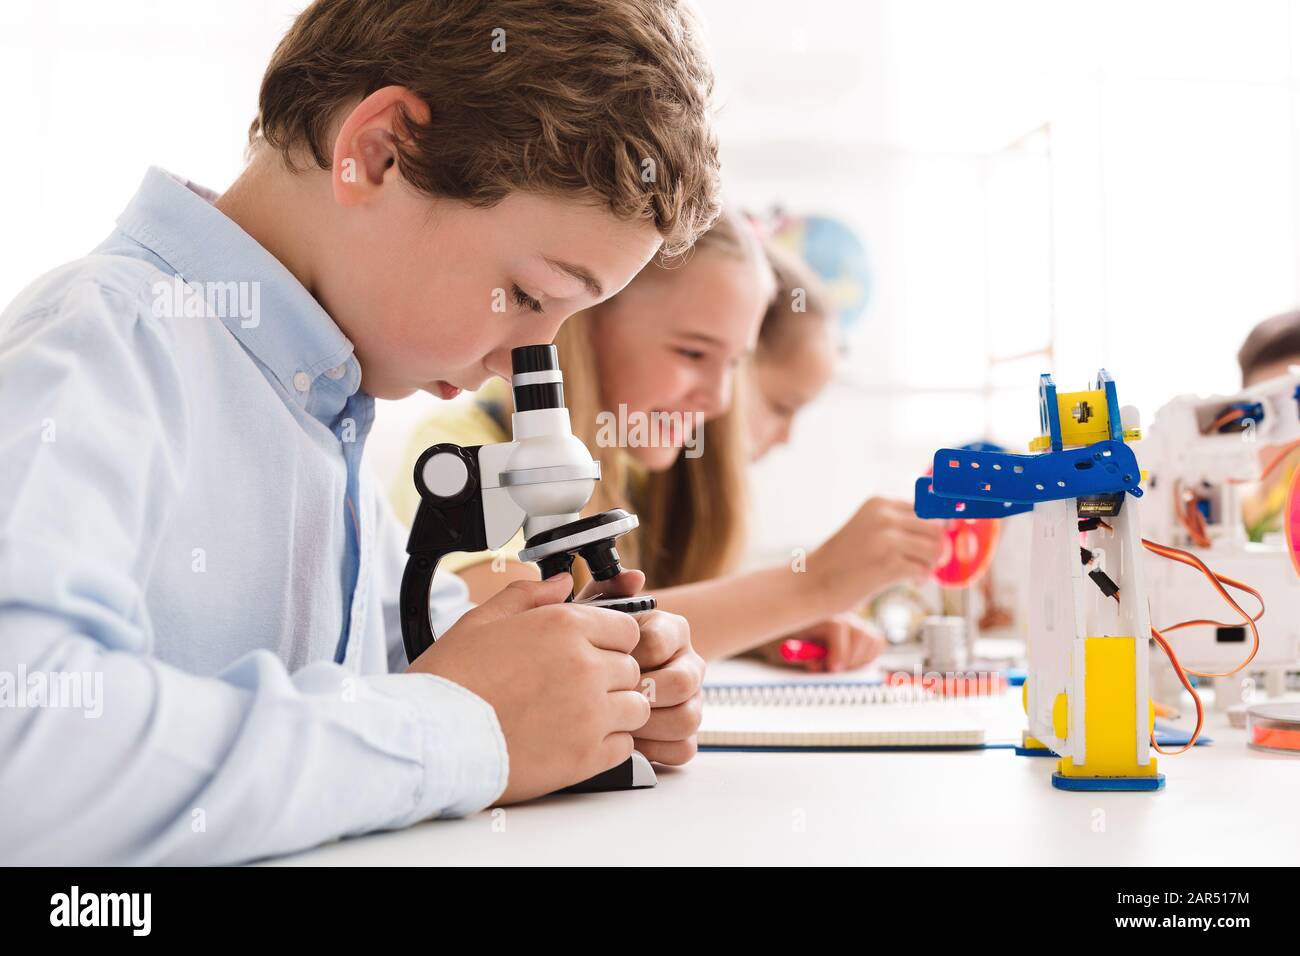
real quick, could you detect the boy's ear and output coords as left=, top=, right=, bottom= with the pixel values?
left=331, top=86, right=432, bottom=206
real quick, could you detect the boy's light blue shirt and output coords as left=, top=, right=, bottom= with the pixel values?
left=0, top=168, right=508, bottom=864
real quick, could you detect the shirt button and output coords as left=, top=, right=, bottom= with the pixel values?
left=292, top=371, right=312, bottom=392
left=324, top=364, right=347, bottom=380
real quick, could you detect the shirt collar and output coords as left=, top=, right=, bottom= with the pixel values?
left=114, top=167, right=363, bottom=417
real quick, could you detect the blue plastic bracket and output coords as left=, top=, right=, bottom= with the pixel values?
left=914, top=477, right=1033, bottom=519
left=916, top=371, right=1142, bottom=521
left=1097, top=368, right=1124, bottom=442
left=1038, top=373, right=1063, bottom=452
left=926, top=439, right=1142, bottom=507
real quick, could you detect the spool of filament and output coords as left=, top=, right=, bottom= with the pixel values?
left=1246, top=702, right=1300, bottom=754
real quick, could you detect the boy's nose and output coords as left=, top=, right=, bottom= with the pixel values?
left=483, top=351, right=515, bottom=381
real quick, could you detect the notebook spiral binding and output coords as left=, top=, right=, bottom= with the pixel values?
left=703, top=682, right=935, bottom=707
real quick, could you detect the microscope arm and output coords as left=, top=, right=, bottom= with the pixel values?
left=400, top=441, right=524, bottom=663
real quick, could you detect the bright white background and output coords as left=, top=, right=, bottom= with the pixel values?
left=3, top=1, right=1299, bottom=562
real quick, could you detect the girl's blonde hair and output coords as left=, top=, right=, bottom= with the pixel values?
left=554, top=210, right=768, bottom=589
left=757, top=240, right=834, bottom=355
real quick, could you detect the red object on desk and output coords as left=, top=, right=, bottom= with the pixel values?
left=1251, top=724, right=1300, bottom=752
left=934, top=518, right=1000, bottom=588
left=780, top=639, right=828, bottom=663
left=923, top=466, right=1001, bottom=588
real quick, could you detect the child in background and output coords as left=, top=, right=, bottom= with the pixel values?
left=741, top=242, right=895, bottom=670
left=0, top=0, right=721, bottom=864
left=745, top=242, right=840, bottom=462
left=397, top=218, right=943, bottom=672
left=1238, top=310, right=1300, bottom=540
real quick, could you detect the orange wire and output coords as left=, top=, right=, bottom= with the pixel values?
left=1149, top=624, right=1205, bottom=755
left=1137, top=537, right=1265, bottom=753
left=1076, top=524, right=1261, bottom=753
left=1152, top=570, right=1264, bottom=636
left=1141, top=538, right=1263, bottom=677
left=1205, top=408, right=1247, bottom=433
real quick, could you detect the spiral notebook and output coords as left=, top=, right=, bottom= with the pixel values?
left=700, top=660, right=1018, bottom=751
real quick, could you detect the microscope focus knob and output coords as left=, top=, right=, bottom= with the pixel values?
left=422, top=452, right=469, bottom=499
left=413, top=443, right=478, bottom=505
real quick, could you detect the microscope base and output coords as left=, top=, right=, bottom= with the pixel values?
left=559, top=752, right=657, bottom=794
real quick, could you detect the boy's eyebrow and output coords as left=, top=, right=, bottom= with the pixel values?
left=544, top=257, right=603, bottom=298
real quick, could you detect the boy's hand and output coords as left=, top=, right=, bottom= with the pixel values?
left=753, top=614, right=887, bottom=673
left=578, top=571, right=704, bottom=767
left=407, top=573, right=650, bottom=805
left=811, top=497, right=946, bottom=612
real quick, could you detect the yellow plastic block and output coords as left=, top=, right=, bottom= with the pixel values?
left=1057, top=389, right=1111, bottom=448
left=1029, top=400, right=1138, bottom=452
left=1052, top=692, right=1069, bottom=739
left=1057, top=636, right=1158, bottom=779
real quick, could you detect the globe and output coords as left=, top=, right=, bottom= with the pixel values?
left=772, top=214, right=872, bottom=334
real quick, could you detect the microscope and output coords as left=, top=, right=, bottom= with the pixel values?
left=399, top=344, right=657, bottom=793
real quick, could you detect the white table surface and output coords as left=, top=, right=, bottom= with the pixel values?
left=271, top=660, right=1300, bottom=866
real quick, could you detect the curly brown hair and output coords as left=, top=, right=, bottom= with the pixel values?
left=250, top=0, right=722, bottom=256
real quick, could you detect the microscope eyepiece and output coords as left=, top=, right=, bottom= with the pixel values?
left=511, top=344, right=565, bottom=412
left=512, top=344, right=558, bottom=375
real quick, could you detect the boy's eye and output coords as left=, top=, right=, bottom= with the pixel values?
left=512, top=285, right=544, bottom=314
left=675, top=348, right=706, bottom=361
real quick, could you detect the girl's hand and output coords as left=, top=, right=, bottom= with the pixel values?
left=810, top=497, right=945, bottom=613
left=754, top=614, right=887, bottom=673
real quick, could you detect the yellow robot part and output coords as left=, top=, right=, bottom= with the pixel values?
left=1056, top=636, right=1159, bottom=780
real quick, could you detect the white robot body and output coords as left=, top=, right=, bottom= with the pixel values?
left=1144, top=372, right=1300, bottom=688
